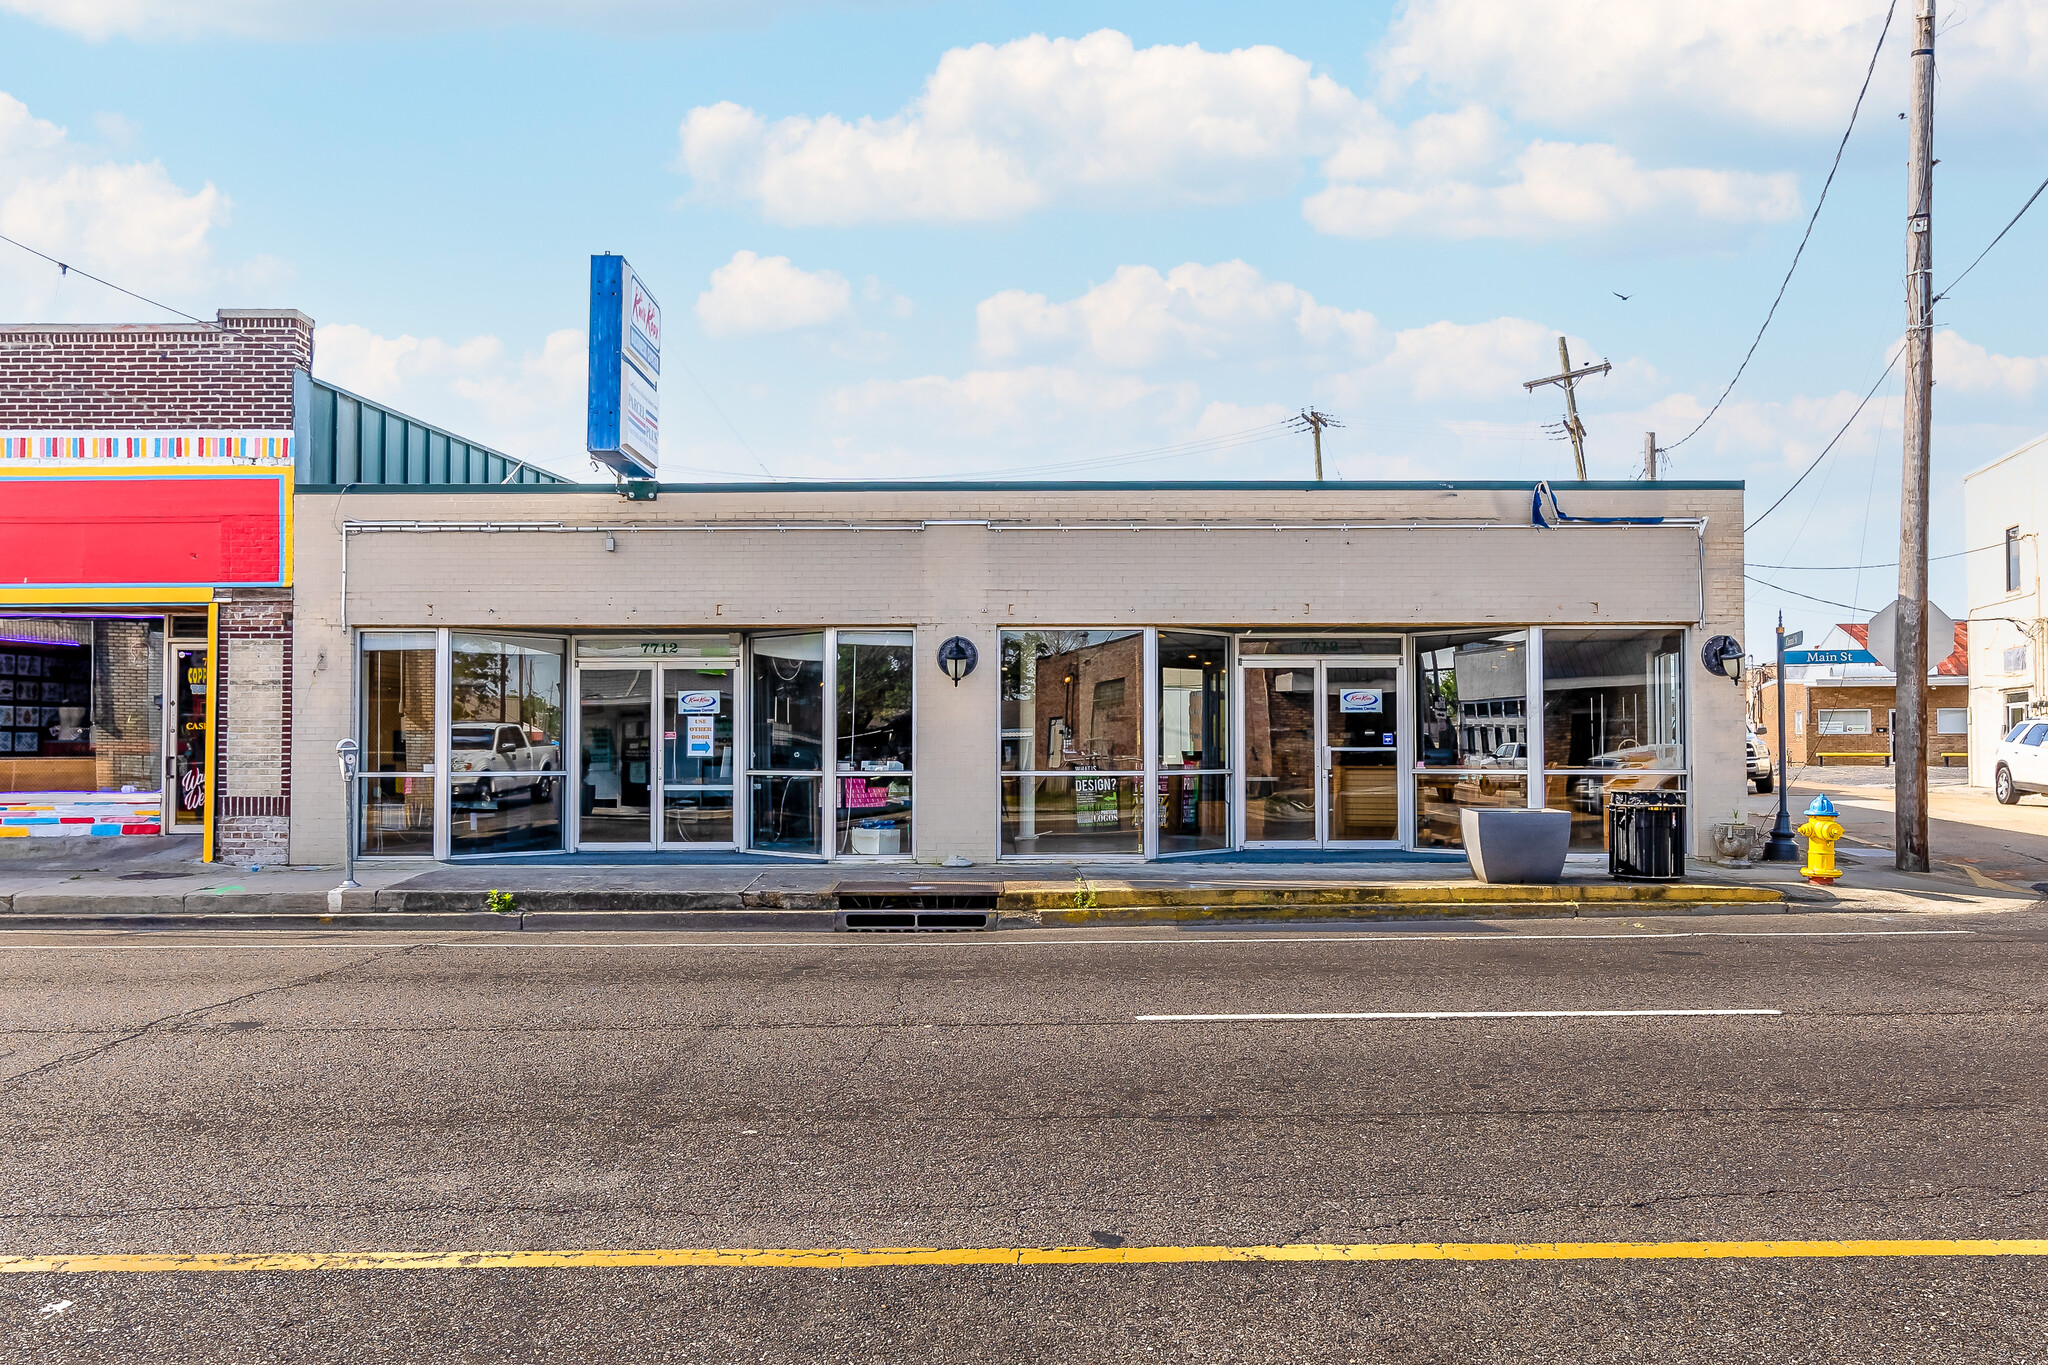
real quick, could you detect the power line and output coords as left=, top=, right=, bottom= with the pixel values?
left=1744, top=575, right=1874, bottom=614
left=0, top=229, right=221, bottom=330
left=1746, top=541, right=2001, bottom=571
left=1743, top=345, right=1902, bottom=533
left=1661, top=0, right=1898, bottom=457
left=1934, top=170, right=2048, bottom=303
left=666, top=351, right=776, bottom=480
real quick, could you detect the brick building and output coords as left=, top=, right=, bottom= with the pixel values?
left=1756, top=622, right=1970, bottom=770
left=0, top=309, right=310, bottom=862
left=284, top=450, right=1748, bottom=864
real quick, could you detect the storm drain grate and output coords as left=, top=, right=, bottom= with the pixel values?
left=834, top=881, right=1000, bottom=931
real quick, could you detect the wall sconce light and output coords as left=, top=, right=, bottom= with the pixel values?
left=937, top=635, right=978, bottom=686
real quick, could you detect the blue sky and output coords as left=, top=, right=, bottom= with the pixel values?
left=2, top=0, right=2045, bottom=651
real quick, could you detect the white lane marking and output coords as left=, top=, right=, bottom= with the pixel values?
left=1135, top=1008, right=1784, bottom=1022
left=0, top=929, right=1975, bottom=952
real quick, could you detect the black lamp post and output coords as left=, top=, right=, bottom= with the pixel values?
left=1761, top=612, right=1800, bottom=861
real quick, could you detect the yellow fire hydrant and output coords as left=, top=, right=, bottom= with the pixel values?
left=1797, top=793, right=1844, bottom=885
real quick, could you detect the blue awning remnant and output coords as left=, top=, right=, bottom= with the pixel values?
left=1530, top=480, right=1667, bottom=529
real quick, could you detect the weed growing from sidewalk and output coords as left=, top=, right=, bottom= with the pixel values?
left=1070, top=874, right=1097, bottom=910
left=484, top=889, right=517, bottom=915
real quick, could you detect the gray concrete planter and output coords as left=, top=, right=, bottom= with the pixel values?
left=1460, top=808, right=1571, bottom=884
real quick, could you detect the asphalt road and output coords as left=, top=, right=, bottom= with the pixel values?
left=5, top=910, right=2048, bottom=1361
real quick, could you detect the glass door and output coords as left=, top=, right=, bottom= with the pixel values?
left=748, top=633, right=825, bottom=854
left=169, top=643, right=210, bottom=830
left=577, top=667, right=654, bottom=846
left=1241, top=661, right=1319, bottom=845
left=1325, top=663, right=1401, bottom=845
left=660, top=663, right=736, bottom=846
left=1240, top=658, right=1403, bottom=848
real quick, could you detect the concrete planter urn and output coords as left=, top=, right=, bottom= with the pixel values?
left=1460, top=808, right=1570, bottom=884
left=1707, top=821, right=1763, bottom=867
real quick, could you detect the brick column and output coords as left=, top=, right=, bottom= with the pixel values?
left=213, top=590, right=293, bottom=864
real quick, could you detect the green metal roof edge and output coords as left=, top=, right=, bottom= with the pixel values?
left=296, top=478, right=1744, bottom=494
left=302, top=373, right=572, bottom=486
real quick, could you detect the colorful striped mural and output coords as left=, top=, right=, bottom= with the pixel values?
left=0, top=432, right=294, bottom=465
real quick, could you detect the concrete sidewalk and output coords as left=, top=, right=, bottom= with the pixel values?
left=0, top=833, right=2034, bottom=929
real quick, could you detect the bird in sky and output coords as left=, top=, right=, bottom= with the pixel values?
left=1613, top=292, right=1632, bottom=300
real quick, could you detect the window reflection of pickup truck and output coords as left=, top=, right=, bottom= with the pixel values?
left=1479, top=743, right=1527, bottom=768
left=451, top=722, right=561, bottom=803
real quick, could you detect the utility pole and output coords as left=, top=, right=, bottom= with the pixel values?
left=1895, top=0, right=1936, bottom=873
left=1523, top=338, right=1610, bottom=480
left=1289, top=408, right=1343, bottom=481
left=1644, top=431, right=1658, bottom=480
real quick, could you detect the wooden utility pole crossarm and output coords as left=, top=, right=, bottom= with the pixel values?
left=1523, top=338, right=1611, bottom=480
left=1895, top=0, right=1936, bottom=872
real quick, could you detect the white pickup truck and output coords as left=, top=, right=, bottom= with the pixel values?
left=450, top=722, right=561, bottom=804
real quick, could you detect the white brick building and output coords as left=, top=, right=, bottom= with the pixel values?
left=1964, top=431, right=2048, bottom=785
left=287, top=411, right=1748, bottom=866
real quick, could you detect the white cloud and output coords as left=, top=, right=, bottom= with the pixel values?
left=679, top=30, right=1369, bottom=225
left=677, top=31, right=1804, bottom=240
left=314, top=323, right=591, bottom=477
left=0, top=0, right=791, bottom=40
left=0, top=89, right=233, bottom=319
left=976, top=260, right=1384, bottom=368
left=1377, top=0, right=2048, bottom=131
left=694, top=250, right=852, bottom=338
left=1934, top=331, right=2048, bottom=397
left=1306, top=140, right=1799, bottom=240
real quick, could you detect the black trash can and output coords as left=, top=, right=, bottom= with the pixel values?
left=1608, top=790, right=1687, bottom=880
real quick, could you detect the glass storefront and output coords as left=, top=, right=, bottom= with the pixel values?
left=663, top=664, right=736, bottom=845
left=1540, top=629, right=1687, bottom=851
left=750, top=633, right=825, bottom=853
left=578, top=668, right=653, bottom=845
left=1413, top=630, right=1528, bottom=849
left=358, top=631, right=437, bottom=856
left=1156, top=632, right=1229, bottom=854
left=1001, top=629, right=1144, bottom=855
left=834, top=631, right=913, bottom=857
left=450, top=634, right=563, bottom=856
left=346, top=623, right=1689, bottom=861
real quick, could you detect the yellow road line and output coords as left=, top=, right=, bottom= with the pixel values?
left=4, top=1240, right=2047, bottom=1273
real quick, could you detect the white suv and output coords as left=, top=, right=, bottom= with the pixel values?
left=1992, top=721, right=2048, bottom=804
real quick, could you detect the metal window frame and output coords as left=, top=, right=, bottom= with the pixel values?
left=744, top=630, right=829, bottom=860
left=348, top=628, right=444, bottom=863
left=1152, top=628, right=1236, bottom=860
left=1234, top=650, right=1407, bottom=851
left=829, top=628, right=917, bottom=861
left=994, top=626, right=1151, bottom=862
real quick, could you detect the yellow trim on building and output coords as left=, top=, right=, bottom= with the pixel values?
left=202, top=602, right=218, bottom=864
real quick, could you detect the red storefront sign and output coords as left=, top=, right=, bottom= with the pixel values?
left=0, top=476, right=286, bottom=586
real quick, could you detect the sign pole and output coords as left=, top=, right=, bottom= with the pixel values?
left=1762, top=613, right=1799, bottom=861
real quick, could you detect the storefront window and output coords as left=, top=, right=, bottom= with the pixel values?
left=449, top=634, right=563, bottom=856
left=1540, top=629, right=1687, bottom=852
left=1157, top=632, right=1229, bottom=853
left=1541, top=630, right=1685, bottom=770
left=1001, top=775, right=1144, bottom=855
left=1001, top=629, right=1142, bottom=854
left=1544, top=773, right=1686, bottom=851
left=835, top=631, right=913, bottom=857
left=1414, top=631, right=1529, bottom=769
left=750, top=633, right=824, bottom=853
left=0, top=618, right=164, bottom=816
left=1415, top=773, right=1530, bottom=850
left=358, top=631, right=436, bottom=856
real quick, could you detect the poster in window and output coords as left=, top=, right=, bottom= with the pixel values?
left=1074, top=776, right=1120, bottom=827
